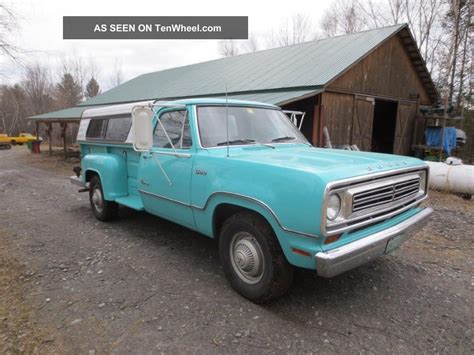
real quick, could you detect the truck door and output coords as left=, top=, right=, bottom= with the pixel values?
left=138, top=109, right=195, bottom=229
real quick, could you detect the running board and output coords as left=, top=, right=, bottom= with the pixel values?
left=115, top=195, right=145, bottom=211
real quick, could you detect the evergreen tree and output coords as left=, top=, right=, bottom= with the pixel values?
left=56, top=73, right=82, bottom=108
left=85, top=77, right=100, bottom=99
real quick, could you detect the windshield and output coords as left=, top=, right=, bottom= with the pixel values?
left=197, top=106, right=309, bottom=148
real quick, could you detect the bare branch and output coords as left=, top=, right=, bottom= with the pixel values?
left=218, top=40, right=240, bottom=57
left=241, top=35, right=259, bottom=53
left=0, top=3, right=22, bottom=63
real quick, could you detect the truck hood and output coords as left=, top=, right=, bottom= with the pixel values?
left=208, top=144, right=427, bottom=182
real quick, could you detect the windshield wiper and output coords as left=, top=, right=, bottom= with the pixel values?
left=216, top=139, right=255, bottom=146
left=271, top=136, right=296, bottom=142
left=216, top=139, right=275, bottom=149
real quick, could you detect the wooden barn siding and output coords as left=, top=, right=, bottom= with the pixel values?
left=320, top=92, right=354, bottom=147
left=394, top=102, right=417, bottom=155
left=327, top=34, right=431, bottom=104
left=321, top=91, right=416, bottom=154
left=317, top=34, right=432, bottom=154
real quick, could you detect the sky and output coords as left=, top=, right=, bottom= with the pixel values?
left=0, top=0, right=331, bottom=90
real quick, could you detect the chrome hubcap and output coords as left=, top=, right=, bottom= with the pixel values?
left=230, top=232, right=264, bottom=284
left=92, top=188, right=104, bottom=213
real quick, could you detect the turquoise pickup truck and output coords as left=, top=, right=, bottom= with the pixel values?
left=71, top=98, right=432, bottom=302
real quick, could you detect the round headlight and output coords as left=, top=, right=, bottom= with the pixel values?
left=327, top=193, right=341, bottom=221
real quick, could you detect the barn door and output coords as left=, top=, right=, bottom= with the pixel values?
left=351, top=96, right=374, bottom=151
left=394, top=103, right=416, bottom=155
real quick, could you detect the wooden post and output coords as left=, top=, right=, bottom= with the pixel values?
left=311, top=102, right=320, bottom=146
left=318, top=104, right=325, bottom=148
left=48, top=123, right=53, bottom=156
left=350, top=94, right=356, bottom=146
left=61, top=123, right=68, bottom=159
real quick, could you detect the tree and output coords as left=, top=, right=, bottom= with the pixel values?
left=320, top=0, right=367, bottom=37
left=218, top=40, right=240, bottom=57
left=319, top=0, right=450, bottom=86
left=265, top=14, right=316, bottom=48
left=21, top=63, right=54, bottom=116
left=455, top=12, right=471, bottom=109
left=55, top=72, right=82, bottom=109
left=241, top=35, right=259, bottom=53
left=109, top=59, right=124, bottom=88
left=0, top=3, right=21, bottom=62
left=443, top=0, right=471, bottom=106
left=0, top=84, right=29, bottom=135
left=85, top=77, right=100, bottom=99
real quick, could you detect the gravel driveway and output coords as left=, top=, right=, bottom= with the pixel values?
left=0, top=147, right=472, bottom=353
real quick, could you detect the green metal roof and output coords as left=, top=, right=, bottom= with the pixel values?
left=29, top=89, right=322, bottom=120
left=29, top=24, right=436, bottom=121
left=29, top=106, right=91, bottom=121
left=79, top=24, right=412, bottom=107
left=203, top=88, right=322, bottom=105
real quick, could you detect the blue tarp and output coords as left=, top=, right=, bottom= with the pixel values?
left=425, top=126, right=457, bottom=155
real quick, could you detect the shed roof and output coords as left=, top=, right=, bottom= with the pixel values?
left=29, top=88, right=322, bottom=120
left=29, top=23, right=436, bottom=122
left=29, top=106, right=89, bottom=121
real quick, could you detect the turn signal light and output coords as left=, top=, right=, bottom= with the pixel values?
left=324, top=234, right=341, bottom=245
left=291, top=248, right=311, bottom=257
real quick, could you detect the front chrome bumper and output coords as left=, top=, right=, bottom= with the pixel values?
left=315, top=207, right=433, bottom=278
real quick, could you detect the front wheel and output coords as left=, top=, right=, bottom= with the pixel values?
left=219, top=212, right=294, bottom=303
left=89, top=175, right=119, bottom=221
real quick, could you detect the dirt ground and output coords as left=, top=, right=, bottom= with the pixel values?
left=0, top=146, right=472, bottom=354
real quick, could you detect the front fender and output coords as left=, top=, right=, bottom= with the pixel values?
left=192, top=154, right=325, bottom=237
left=82, top=153, right=128, bottom=200
left=192, top=193, right=323, bottom=270
left=193, top=192, right=281, bottom=238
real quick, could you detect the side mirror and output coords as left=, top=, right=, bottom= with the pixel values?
left=132, top=106, right=154, bottom=151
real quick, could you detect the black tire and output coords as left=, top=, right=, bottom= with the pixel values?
left=89, top=175, right=119, bottom=221
left=219, top=211, right=294, bottom=303
left=10, top=140, right=16, bottom=146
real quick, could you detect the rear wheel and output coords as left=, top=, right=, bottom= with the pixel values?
left=219, top=211, right=294, bottom=303
left=10, top=140, right=16, bottom=146
left=89, top=175, right=119, bottom=221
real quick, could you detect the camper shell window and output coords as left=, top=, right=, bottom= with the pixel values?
left=86, top=118, right=107, bottom=139
left=85, top=115, right=132, bottom=142
left=105, top=116, right=132, bottom=141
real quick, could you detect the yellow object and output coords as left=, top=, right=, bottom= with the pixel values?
left=0, top=133, right=43, bottom=145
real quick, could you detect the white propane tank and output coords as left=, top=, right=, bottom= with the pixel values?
left=426, top=159, right=474, bottom=195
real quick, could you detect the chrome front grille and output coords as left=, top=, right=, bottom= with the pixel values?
left=352, top=176, right=420, bottom=213
left=323, top=168, right=428, bottom=236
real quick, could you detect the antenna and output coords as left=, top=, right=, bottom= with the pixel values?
left=226, top=84, right=229, bottom=157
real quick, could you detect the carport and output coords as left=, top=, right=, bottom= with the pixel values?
left=28, top=106, right=89, bottom=158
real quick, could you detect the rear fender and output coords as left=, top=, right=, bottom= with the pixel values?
left=82, top=153, right=128, bottom=200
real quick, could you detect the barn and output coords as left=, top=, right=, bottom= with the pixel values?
left=30, top=23, right=437, bottom=156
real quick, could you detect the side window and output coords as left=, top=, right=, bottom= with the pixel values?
left=105, top=116, right=132, bottom=141
left=86, top=118, right=107, bottom=139
left=153, top=110, right=192, bottom=149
